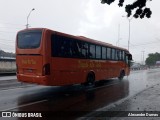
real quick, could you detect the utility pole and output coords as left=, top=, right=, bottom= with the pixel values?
left=122, top=16, right=133, bottom=51
left=142, top=51, right=145, bottom=65
left=128, top=19, right=131, bottom=51
left=117, top=24, right=120, bottom=47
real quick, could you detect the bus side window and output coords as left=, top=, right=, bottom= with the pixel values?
left=52, top=35, right=62, bottom=57
left=52, top=35, right=72, bottom=57
left=71, top=40, right=87, bottom=58
left=89, top=44, right=96, bottom=59
left=107, top=47, right=111, bottom=59
left=122, top=51, right=125, bottom=61
left=116, top=50, right=120, bottom=60
left=60, top=38, right=70, bottom=57
left=58, top=37, right=64, bottom=56
left=126, top=55, right=129, bottom=64
left=81, top=42, right=88, bottom=58
left=111, top=48, right=115, bottom=60
left=96, top=45, right=101, bottom=59
left=70, top=40, right=79, bottom=57
left=119, top=50, right=121, bottom=60
left=102, top=47, right=106, bottom=60
left=115, top=50, right=119, bottom=60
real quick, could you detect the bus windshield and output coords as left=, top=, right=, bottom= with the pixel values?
left=17, top=30, right=42, bottom=49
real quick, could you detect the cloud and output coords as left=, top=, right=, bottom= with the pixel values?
left=0, top=0, right=160, bottom=62
left=78, top=0, right=120, bottom=36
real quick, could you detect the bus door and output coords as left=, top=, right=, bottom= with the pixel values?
left=125, top=53, right=132, bottom=75
left=126, top=53, right=132, bottom=67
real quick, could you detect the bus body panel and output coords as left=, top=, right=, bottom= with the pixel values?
left=16, top=28, right=131, bottom=86
left=17, top=74, right=49, bottom=85
left=16, top=28, right=49, bottom=85
left=17, top=55, right=43, bottom=75
left=49, top=58, right=128, bottom=86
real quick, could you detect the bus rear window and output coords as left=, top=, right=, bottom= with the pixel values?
left=17, top=30, right=42, bottom=49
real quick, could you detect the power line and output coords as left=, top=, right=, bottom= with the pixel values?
left=128, top=40, right=160, bottom=49
left=119, top=40, right=160, bottom=50
left=0, top=20, right=24, bottom=26
left=0, top=38, right=15, bottom=41
left=0, top=26, right=23, bottom=30
left=0, top=43, right=14, bottom=47
left=0, top=30, right=17, bottom=33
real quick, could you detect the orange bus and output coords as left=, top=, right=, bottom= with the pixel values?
left=16, top=28, right=132, bottom=86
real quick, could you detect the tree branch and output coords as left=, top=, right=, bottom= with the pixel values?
left=101, top=0, right=152, bottom=19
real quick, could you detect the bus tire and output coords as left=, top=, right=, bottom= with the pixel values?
left=85, top=72, right=95, bottom=86
left=118, top=70, right=125, bottom=80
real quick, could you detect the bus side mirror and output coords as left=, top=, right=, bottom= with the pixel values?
left=128, top=54, right=132, bottom=60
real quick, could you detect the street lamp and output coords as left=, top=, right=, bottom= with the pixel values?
left=141, top=51, right=145, bottom=65
left=117, top=23, right=120, bottom=47
left=26, top=8, right=35, bottom=29
left=122, top=16, right=133, bottom=51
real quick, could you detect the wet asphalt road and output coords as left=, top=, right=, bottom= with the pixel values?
left=0, top=68, right=160, bottom=120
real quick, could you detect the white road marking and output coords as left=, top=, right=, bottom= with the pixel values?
left=0, top=76, right=17, bottom=81
left=2, top=99, right=48, bottom=111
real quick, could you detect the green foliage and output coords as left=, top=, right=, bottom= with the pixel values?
left=130, top=61, right=134, bottom=66
left=145, top=52, right=160, bottom=66
left=101, top=0, right=152, bottom=19
left=0, top=50, right=15, bottom=58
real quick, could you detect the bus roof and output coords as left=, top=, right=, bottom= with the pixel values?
left=18, top=28, right=129, bottom=52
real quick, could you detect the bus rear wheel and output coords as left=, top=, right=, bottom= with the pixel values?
left=85, top=73, right=95, bottom=86
left=118, top=71, right=125, bottom=80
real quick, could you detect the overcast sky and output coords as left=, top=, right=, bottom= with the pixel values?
left=0, top=0, right=159, bottom=63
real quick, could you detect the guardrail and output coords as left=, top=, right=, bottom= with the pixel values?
left=0, top=58, right=16, bottom=74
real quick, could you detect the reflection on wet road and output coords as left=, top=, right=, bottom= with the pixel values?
left=1, top=68, right=160, bottom=119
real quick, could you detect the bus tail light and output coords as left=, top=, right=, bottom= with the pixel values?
left=43, top=64, right=50, bottom=75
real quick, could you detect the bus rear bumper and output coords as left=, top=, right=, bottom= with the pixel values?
left=17, top=74, right=50, bottom=85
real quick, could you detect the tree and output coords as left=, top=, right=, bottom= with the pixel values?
left=145, top=52, right=160, bottom=66
left=0, top=50, right=15, bottom=58
left=101, top=0, right=152, bottom=19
